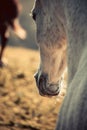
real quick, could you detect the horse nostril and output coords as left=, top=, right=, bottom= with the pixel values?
left=39, top=75, right=44, bottom=81
left=38, top=74, right=47, bottom=86
left=34, top=72, right=48, bottom=91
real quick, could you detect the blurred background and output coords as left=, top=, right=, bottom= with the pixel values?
left=0, top=1, right=65, bottom=130
left=9, top=0, right=37, bottom=50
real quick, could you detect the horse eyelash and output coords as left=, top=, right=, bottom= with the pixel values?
left=32, top=11, right=37, bottom=21
left=30, top=10, right=36, bottom=21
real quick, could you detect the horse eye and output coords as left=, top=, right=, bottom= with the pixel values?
left=32, top=11, right=36, bottom=21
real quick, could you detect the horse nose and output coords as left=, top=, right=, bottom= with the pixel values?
left=34, top=72, right=59, bottom=96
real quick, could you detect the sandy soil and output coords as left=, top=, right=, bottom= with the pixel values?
left=0, top=47, right=66, bottom=130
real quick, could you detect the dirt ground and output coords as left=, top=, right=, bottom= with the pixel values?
left=0, top=46, right=66, bottom=130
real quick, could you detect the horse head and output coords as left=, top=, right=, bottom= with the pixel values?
left=32, top=0, right=67, bottom=96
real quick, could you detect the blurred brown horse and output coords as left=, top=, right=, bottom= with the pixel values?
left=0, top=0, right=26, bottom=67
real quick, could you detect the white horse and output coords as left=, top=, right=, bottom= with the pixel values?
left=32, top=0, right=67, bottom=96
left=32, top=0, right=87, bottom=130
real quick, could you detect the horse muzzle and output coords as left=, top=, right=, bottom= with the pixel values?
left=34, top=72, right=60, bottom=97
